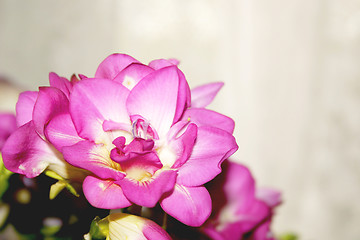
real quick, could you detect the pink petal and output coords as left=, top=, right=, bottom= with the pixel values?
left=175, top=68, right=191, bottom=122
left=0, top=113, right=16, bottom=150
left=70, top=79, right=130, bottom=142
left=15, top=91, right=38, bottom=127
left=177, top=126, right=238, bottom=187
left=256, top=187, right=282, bottom=208
left=142, top=219, right=172, bottom=240
left=2, top=121, right=61, bottom=178
left=95, top=53, right=139, bottom=79
left=160, top=185, right=212, bottom=227
left=127, top=66, right=185, bottom=138
left=191, top=82, right=224, bottom=108
left=113, top=63, right=154, bottom=90
left=44, top=113, right=82, bottom=151
left=148, top=59, right=178, bottom=70
left=117, top=168, right=177, bottom=208
left=169, top=123, right=197, bottom=169
left=83, top=176, right=131, bottom=209
left=251, top=220, right=275, bottom=240
left=182, top=108, right=235, bottom=134
left=62, top=140, right=125, bottom=181
left=222, top=161, right=255, bottom=208
left=32, top=87, right=69, bottom=137
left=49, top=72, right=72, bottom=98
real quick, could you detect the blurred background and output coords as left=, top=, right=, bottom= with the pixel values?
left=0, top=0, right=359, bottom=239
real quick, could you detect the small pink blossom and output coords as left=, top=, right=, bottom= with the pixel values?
left=202, top=160, right=281, bottom=240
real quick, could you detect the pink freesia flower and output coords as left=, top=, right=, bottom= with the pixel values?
left=2, top=53, right=238, bottom=227
left=105, top=212, right=171, bottom=240
left=0, top=113, right=16, bottom=151
left=202, top=160, right=281, bottom=240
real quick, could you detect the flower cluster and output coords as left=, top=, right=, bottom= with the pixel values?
left=0, top=53, right=281, bottom=240
left=202, top=160, right=281, bottom=240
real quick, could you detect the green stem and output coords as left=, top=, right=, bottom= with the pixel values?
left=162, top=212, right=168, bottom=230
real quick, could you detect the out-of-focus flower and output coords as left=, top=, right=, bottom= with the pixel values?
left=0, top=114, right=16, bottom=151
left=2, top=53, right=238, bottom=227
left=0, top=77, right=21, bottom=151
left=202, top=160, right=281, bottom=240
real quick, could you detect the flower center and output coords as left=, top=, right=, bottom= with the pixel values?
left=131, top=118, right=158, bottom=140
left=125, top=168, right=153, bottom=182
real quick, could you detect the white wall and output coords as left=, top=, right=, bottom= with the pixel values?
left=1, top=1, right=360, bottom=239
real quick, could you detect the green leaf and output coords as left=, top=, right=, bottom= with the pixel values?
left=0, top=153, right=13, bottom=199
left=46, top=170, right=80, bottom=199
left=49, top=180, right=79, bottom=199
left=87, top=216, right=109, bottom=240
left=279, top=232, right=298, bottom=240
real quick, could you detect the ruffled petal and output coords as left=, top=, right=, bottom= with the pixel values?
left=191, top=82, right=224, bottom=108
left=2, top=121, right=63, bottom=178
left=117, top=168, right=177, bottom=208
left=113, top=63, right=154, bottom=90
left=49, top=72, right=72, bottom=98
left=95, top=53, right=139, bottom=79
left=177, top=126, right=238, bottom=187
left=32, top=87, right=69, bottom=137
left=70, top=79, right=130, bottom=143
left=160, top=185, right=211, bottom=227
left=62, top=140, right=125, bottom=181
left=15, top=91, right=38, bottom=127
left=83, top=176, right=131, bottom=209
left=182, top=108, right=235, bottom=134
left=45, top=113, right=82, bottom=151
left=127, top=66, right=185, bottom=138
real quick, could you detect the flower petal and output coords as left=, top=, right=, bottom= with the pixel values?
left=70, top=79, right=130, bottom=143
left=2, top=121, right=61, bottom=178
left=191, top=82, right=224, bottom=108
left=83, top=176, right=131, bottom=209
left=95, top=53, right=139, bottom=79
left=177, top=126, right=238, bottom=187
left=15, top=91, right=38, bottom=127
left=168, top=123, right=197, bottom=169
left=45, top=113, right=82, bottom=151
left=49, top=72, right=72, bottom=98
left=113, top=63, right=154, bottom=90
left=160, top=185, right=211, bottom=227
left=62, top=140, right=125, bottom=181
left=32, top=87, right=69, bottom=137
left=175, top=68, right=191, bottom=122
left=127, top=66, right=185, bottom=138
left=148, top=59, right=178, bottom=70
left=182, top=108, right=235, bottom=134
left=256, top=187, right=282, bottom=208
left=117, top=168, right=177, bottom=208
